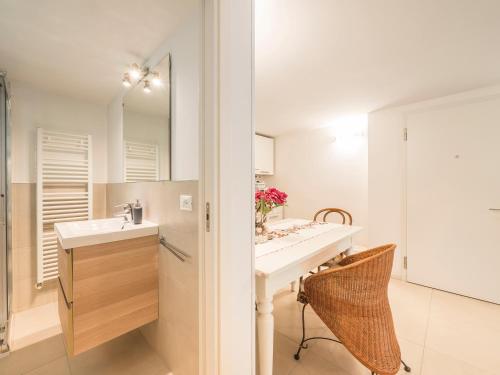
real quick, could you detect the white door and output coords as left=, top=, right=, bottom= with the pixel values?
left=406, top=97, right=500, bottom=304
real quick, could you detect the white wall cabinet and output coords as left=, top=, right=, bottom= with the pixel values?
left=255, top=134, right=274, bottom=175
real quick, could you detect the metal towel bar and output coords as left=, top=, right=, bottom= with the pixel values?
left=159, top=235, right=191, bottom=262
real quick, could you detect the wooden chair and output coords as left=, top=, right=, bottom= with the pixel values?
left=294, top=244, right=411, bottom=375
left=316, top=208, right=358, bottom=268
left=313, top=208, right=353, bottom=225
left=292, top=208, right=359, bottom=292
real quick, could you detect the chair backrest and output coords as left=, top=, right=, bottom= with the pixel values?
left=313, top=208, right=353, bottom=225
left=304, top=244, right=400, bottom=374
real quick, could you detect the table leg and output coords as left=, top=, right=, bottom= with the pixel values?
left=257, top=297, right=274, bottom=375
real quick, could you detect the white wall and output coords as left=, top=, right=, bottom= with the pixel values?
left=11, top=80, right=108, bottom=183
left=265, top=121, right=368, bottom=244
left=368, top=84, right=500, bottom=278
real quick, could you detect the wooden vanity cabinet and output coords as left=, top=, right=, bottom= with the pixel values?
left=57, top=235, right=159, bottom=356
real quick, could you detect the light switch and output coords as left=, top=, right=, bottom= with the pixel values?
left=180, top=194, right=193, bottom=211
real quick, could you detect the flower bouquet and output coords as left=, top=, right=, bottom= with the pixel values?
left=255, top=187, right=288, bottom=243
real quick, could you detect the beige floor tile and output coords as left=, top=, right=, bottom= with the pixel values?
left=23, top=356, right=70, bottom=375
left=389, top=279, right=433, bottom=346
left=0, top=335, right=66, bottom=375
left=289, top=344, right=352, bottom=375
left=292, top=328, right=422, bottom=375
left=425, top=290, right=500, bottom=372
left=271, top=280, right=433, bottom=375
left=398, top=338, right=424, bottom=375
left=68, top=330, right=168, bottom=375
left=266, top=332, right=302, bottom=375
left=421, top=348, right=489, bottom=375
left=273, top=291, right=327, bottom=343
left=9, top=302, right=61, bottom=351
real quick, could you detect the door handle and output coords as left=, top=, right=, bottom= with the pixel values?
left=488, top=208, right=500, bottom=211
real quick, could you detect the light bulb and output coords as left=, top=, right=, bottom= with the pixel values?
left=129, top=63, right=141, bottom=80
left=122, top=73, right=132, bottom=87
left=143, top=80, right=151, bottom=93
left=151, top=71, right=162, bottom=86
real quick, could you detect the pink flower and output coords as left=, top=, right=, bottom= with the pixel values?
left=255, top=187, right=287, bottom=208
left=266, top=187, right=288, bottom=205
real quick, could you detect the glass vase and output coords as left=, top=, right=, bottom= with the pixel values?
left=255, top=215, right=269, bottom=244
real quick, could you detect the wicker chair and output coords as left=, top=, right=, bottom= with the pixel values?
left=294, top=244, right=411, bottom=375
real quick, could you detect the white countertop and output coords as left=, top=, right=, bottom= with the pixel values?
left=55, top=218, right=159, bottom=249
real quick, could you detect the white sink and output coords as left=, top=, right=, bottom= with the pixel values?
left=55, top=218, right=159, bottom=249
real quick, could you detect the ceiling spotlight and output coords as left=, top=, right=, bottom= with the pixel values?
left=143, top=80, right=151, bottom=94
left=151, top=71, right=162, bottom=86
left=122, top=73, right=132, bottom=87
left=129, top=63, right=141, bottom=80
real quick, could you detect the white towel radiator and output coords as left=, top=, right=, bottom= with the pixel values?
left=124, top=140, right=159, bottom=182
left=36, top=128, right=92, bottom=286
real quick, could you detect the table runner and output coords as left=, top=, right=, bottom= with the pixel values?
left=255, top=218, right=343, bottom=258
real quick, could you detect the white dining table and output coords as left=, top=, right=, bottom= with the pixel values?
left=255, top=218, right=362, bottom=375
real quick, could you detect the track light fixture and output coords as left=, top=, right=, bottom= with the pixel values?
left=143, top=80, right=151, bottom=93
left=122, top=72, right=132, bottom=87
left=121, top=63, right=162, bottom=94
left=151, top=71, right=162, bottom=86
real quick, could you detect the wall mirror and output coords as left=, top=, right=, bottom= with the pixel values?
left=123, top=54, right=171, bottom=182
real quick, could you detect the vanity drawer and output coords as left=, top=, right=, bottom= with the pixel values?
left=57, top=235, right=159, bottom=356
left=57, top=242, right=73, bottom=302
left=57, top=277, right=74, bottom=355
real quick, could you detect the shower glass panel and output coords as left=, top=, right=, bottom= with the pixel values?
left=0, top=74, right=8, bottom=338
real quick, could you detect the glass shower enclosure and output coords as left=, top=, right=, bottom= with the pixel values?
left=0, top=72, right=10, bottom=354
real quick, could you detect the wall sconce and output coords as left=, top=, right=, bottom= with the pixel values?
left=328, top=114, right=367, bottom=155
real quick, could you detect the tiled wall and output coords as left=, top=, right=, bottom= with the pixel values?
left=11, top=183, right=107, bottom=313
left=106, top=181, right=199, bottom=375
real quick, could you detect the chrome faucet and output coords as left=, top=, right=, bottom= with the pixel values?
left=114, top=203, right=134, bottom=229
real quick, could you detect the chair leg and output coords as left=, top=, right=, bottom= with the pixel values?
left=294, top=303, right=308, bottom=360
left=401, top=359, right=411, bottom=372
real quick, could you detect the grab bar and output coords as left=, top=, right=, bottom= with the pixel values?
left=159, top=235, right=191, bottom=262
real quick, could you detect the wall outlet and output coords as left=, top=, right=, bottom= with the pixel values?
left=180, top=194, right=193, bottom=211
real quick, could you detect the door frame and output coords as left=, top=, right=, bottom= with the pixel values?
left=200, top=1, right=255, bottom=374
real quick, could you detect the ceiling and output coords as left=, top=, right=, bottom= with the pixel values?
left=0, top=0, right=197, bottom=104
left=256, top=0, right=500, bottom=135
